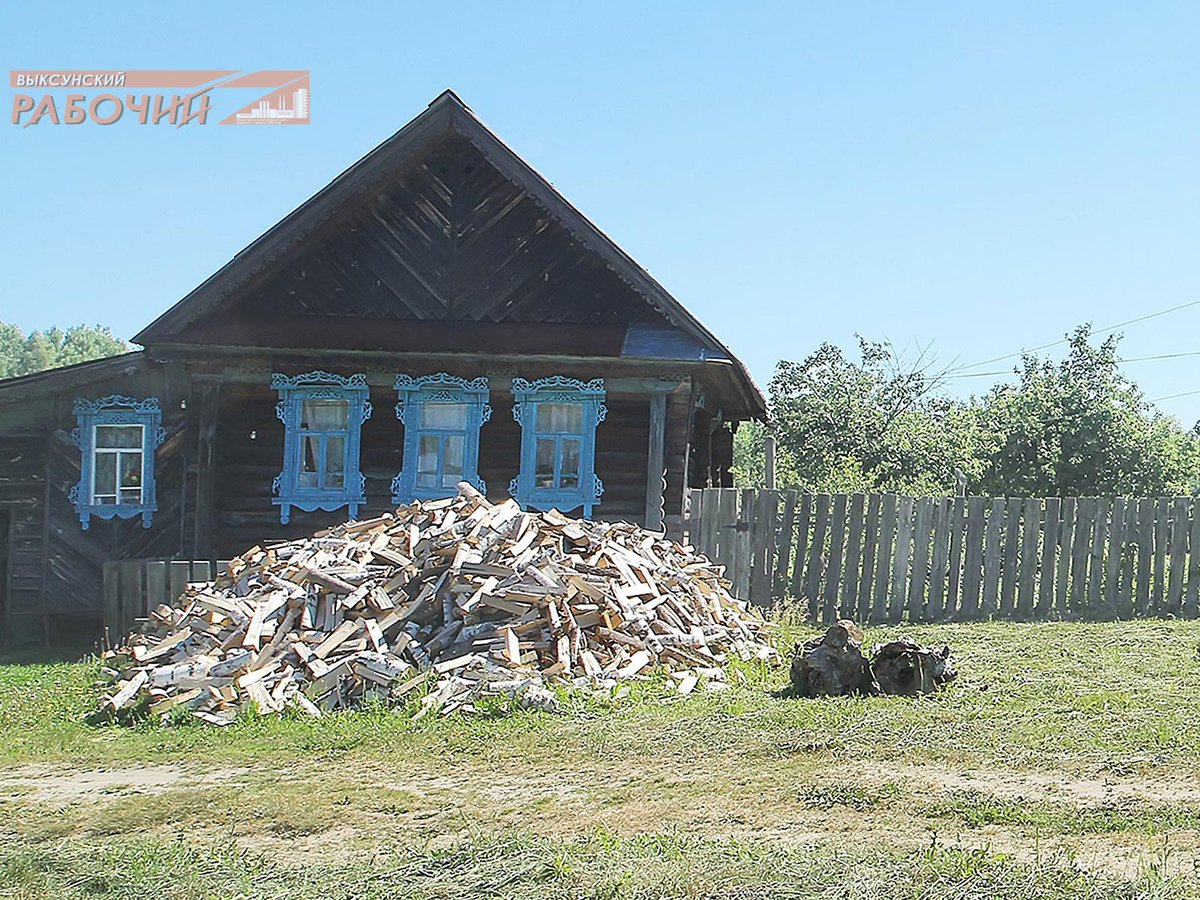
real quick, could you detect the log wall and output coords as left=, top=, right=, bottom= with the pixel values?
left=0, top=354, right=713, bottom=637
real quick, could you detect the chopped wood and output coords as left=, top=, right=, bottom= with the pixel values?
left=97, top=482, right=776, bottom=724
left=108, top=670, right=147, bottom=710
left=312, top=619, right=361, bottom=659
left=617, top=649, right=652, bottom=678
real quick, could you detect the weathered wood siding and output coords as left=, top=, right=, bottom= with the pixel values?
left=0, top=434, right=48, bottom=625
left=175, top=136, right=665, bottom=348
left=212, top=381, right=405, bottom=557
left=0, top=353, right=718, bottom=637
left=0, top=363, right=193, bottom=634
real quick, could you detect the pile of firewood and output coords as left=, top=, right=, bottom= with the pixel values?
left=96, top=483, right=777, bottom=725
left=789, top=620, right=957, bottom=698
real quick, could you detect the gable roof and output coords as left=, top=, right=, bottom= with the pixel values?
left=134, top=90, right=764, bottom=416
left=0, top=351, right=145, bottom=402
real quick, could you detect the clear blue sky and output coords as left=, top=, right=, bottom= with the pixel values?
left=4, top=2, right=1200, bottom=421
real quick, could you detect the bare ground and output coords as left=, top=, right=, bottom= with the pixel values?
left=6, top=754, right=1200, bottom=879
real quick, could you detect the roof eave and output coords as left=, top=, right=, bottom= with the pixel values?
left=0, top=351, right=146, bottom=402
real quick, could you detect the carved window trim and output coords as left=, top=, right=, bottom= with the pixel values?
left=272, top=371, right=372, bottom=524
left=391, top=373, right=491, bottom=504
left=70, top=395, right=164, bottom=530
left=510, top=376, right=606, bottom=517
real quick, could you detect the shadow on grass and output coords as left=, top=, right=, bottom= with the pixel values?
left=0, top=636, right=99, bottom=665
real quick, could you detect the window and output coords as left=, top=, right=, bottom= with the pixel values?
left=70, top=396, right=164, bottom=529
left=392, top=374, right=490, bottom=503
left=94, top=425, right=146, bottom=505
left=272, top=372, right=371, bottom=524
left=297, top=399, right=350, bottom=491
left=510, top=377, right=606, bottom=517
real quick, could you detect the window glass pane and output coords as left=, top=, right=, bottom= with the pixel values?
left=120, top=487, right=142, bottom=505
left=119, top=451, right=142, bottom=489
left=298, top=435, right=319, bottom=488
left=417, top=435, right=438, bottom=488
left=560, top=439, right=581, bottom=490
left=537, top=402, right=583, bottom=433
left=421, top=402, right=468, bottom=430
left=442, top=435, right=464, bottom=487
left=324, top=436, right=345, bottom=489
left=535, top=438, right=556, bottom=488
left=301, top=436, right=320, bottom=475
left=96, top=424, right=142, bottom=448
left=301, top=398, right=348, bottom=430
left=94, top=453, right=116, bottom=499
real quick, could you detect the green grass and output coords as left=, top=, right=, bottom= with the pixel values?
left=933, top=791, right=1200, bottom=836
left=6, top=620, right=1200, bottom=772
left=1, top=832, right=1194, bottom=900
left=6, top=620, right=1200, bottom=897
left=800, top=781, right=904, bottom=810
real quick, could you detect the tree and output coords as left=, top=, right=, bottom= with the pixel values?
left=745, top=326, right=1200, bottom=497
left=56, top=324, right=130, bottom=367
left=758, top=338, right=983, bottom=494
left=0, top=322, right=129, bottom=379
left=974, top=326, right=1200, bottom=497
left=0, top=323, right=24, bottom=380
left=732, top=419, right=799, bottom=490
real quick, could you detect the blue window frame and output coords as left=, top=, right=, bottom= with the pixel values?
left=510, top=377, right=606, bottom=517
left=391, top=374, right=491, bottom=503
left=69, top=395, right=164, bottom=530
left=272, top=372, right=372, bottom=524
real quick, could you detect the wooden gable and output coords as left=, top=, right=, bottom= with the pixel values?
left=221, top=136, right=663, bottom=327
left=160, top=134, right=670, bottom=355
left=134, top=92, right=762, bottom=414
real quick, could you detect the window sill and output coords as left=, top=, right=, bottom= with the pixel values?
left=74, top=503, right=156, bottom=530
left=272, top=495, right=366, bottom=524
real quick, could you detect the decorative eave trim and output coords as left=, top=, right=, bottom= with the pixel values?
left=73, top=394, right=162, bottom=416
left=511, top=375, right=604, bottom=399
left=395, top=372, right=489, bottom=394
left=271, top=371, right=369, bottom=390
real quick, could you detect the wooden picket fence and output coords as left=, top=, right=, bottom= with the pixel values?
left=102, top=558, right=230, bottom=644
left=686, top=488, right=1200, bottom=621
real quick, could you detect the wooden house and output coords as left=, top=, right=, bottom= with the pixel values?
left=0, top=90, right=764, bottom=641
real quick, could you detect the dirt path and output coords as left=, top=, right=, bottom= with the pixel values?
left=0, top=763, right=251, bottom=802
left=849, top=760, right=1200, bottom=807
left=5, top=756, right=1200, bottom=879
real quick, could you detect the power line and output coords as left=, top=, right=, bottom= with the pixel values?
left=1152, top=388, right=1200, bottom=403
left=942, top=369, right=1013, bottom=380
left=941, top=349, right=1200, bottom=381
left=947, top=298, right=1200, bottom=374
left=1120, top=350, right=1200, bottom=363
